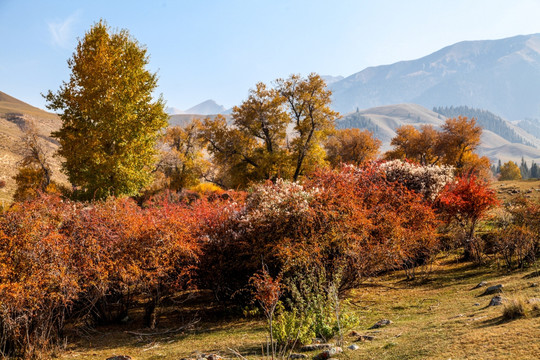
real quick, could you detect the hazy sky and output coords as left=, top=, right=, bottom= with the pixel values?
left=3, top=0, right=540, bottom=110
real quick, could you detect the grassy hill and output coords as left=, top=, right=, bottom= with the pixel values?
left=0, top=91, right=65, bottom=203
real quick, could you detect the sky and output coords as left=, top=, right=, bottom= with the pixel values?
left=2, top=0, right=540, bottom=111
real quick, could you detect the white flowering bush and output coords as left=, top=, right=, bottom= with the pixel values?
left=241, top=179, right=320, bottom=224
left=379, top=160, right=454, bottom=201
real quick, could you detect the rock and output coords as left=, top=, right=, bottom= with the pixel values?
left=314, top=347, right=343, bottom=360
left=349, top=330, right=361, bottom=337
left=482, top=284, right=503, bottom=296
left=348, top=344, right=360, bottom=350
left=106, top=357, right=132, bottom=360
left=369, top=319, right=392, bottom=329
left=471, top=281, right=488, bottom=289
left=531, top=283, right=538, bottom=288
left=300, top=343, right=333, bottom=351
left=206, top=355, right=222, bottom=360
left=289, top=354, right=307, bottom=359
left=473, top=303, right=480, bottom=306
left=488, top=295, right=504, bottom=306
left=356, top=335, right=375, bottom=342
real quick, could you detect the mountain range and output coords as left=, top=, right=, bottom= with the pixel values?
left=329, top=33, right=540, bottom=121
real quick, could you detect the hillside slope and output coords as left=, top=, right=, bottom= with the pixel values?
left=338, top=104, right=540, bottom=163
left=330, top=34, right=540, bottom=121
left=0, top=91, right=65, bottom=203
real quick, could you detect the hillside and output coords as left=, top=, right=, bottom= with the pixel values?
left=330, top=34, right=540, bottom=120
left=0, top=91, right=65, bottom=203
left=337, top=103, right=540, bottom=163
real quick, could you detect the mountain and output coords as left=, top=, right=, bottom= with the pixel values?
left=516, top=118, right=540, bottom=140
left=184, top=99, right=226, bottom=115
left=321, top=75, right=344, bottom=85
left=337, top=103, right=540, bottom=163
left=330, top=34, right=540, bottom=120
left=165, top=106, right=184, bottom=115
left=0, top=91, right=66, bottom=203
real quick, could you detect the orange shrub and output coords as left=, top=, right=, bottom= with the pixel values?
left=0, top=194, right=200, bottom=357
left=199, top=163, right=440, bottom=301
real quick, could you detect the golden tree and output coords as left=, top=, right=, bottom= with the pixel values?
left=155, top=120, right=210, bottom=191
left=386, top=117, right=490, bottom=177
left=44, top=20, right=168, bottom=199
left=325, top=128, right=381, bottom=166
left=499, top=161, right=522, bottom=180
left=201, top=74, right=338, bottom=188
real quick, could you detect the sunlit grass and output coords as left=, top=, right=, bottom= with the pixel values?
left=58, top=254, right=540, bottom=360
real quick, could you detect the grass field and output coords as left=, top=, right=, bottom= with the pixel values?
left=493, top=179, right=540, bottom=203
left=59, top=254, right=540, bottom=360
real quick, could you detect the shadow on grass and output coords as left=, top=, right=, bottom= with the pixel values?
left=476, top=314, right=524, bottom=328
left=523, top=270, right=540, bottom=279
left=401, top=263, right=497, bottom=290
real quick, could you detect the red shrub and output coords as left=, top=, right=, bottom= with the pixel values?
left=199, top=164, right=441, bottom=301
left=436, top=175, right=499, bottom=261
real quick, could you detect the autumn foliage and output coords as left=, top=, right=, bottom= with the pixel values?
left=436, top=175, right=499, bottom=261
left=0, top=195, right=200, bottom=357
left=199, top=162, right=441, bottom=300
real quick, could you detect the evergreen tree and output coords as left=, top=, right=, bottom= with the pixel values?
left=531, top=161, right=539, bottom=179
left=520, top=157, right=529, bottom=179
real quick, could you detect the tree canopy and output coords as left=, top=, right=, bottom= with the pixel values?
left=200, top=74, right=338, bottom=188
left=44, top=20, right=168, bottom=199
left=385, top=116, right=490, bottom=177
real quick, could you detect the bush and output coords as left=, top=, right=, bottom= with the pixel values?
left=379, top=160, right=454, bottom=201
left=502, top=298, right=526, bottom=320
left=436, top=175, right=499, bottom=262
left=0, top=194, right=200, bottom=358
left=200, top=164, right=441, bottom=302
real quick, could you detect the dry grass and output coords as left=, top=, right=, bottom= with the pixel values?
left=502, top=298, right=527, bottom=320
left=56, top=254, right=540, bottom=360
left=493, top=179, right=540, bottom=203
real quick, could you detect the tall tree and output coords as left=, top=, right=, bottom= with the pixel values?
left=44, top=20, right=168, bottom=199
left=201, top=74, right=338, bottom=188
left=275, top=74, right=338, bottom=181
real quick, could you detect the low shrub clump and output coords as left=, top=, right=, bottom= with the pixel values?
left=502, top=298, right=527, bottom=320
left=0, top=195, right=201, bottom=358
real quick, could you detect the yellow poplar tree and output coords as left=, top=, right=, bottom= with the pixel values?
left=44, top=20, right=168, bottom=199
left=499, top=161, right=522, bottom=180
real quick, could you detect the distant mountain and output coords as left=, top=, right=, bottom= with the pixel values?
left=337, top=103, right=540, bottom=163
left=321, top=75, right=344, bottom=85
left=0, top=91, right=66, bottom=203
left=165, top=106, right=184, bottom=115
left=330, top=34, right=540, bottom=120
left=516, top=118, right=540, bottom=140
left=184, top=100, right=226, bottom=115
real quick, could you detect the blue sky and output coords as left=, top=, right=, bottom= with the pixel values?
left=2, top=0, right=540, bottom=110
